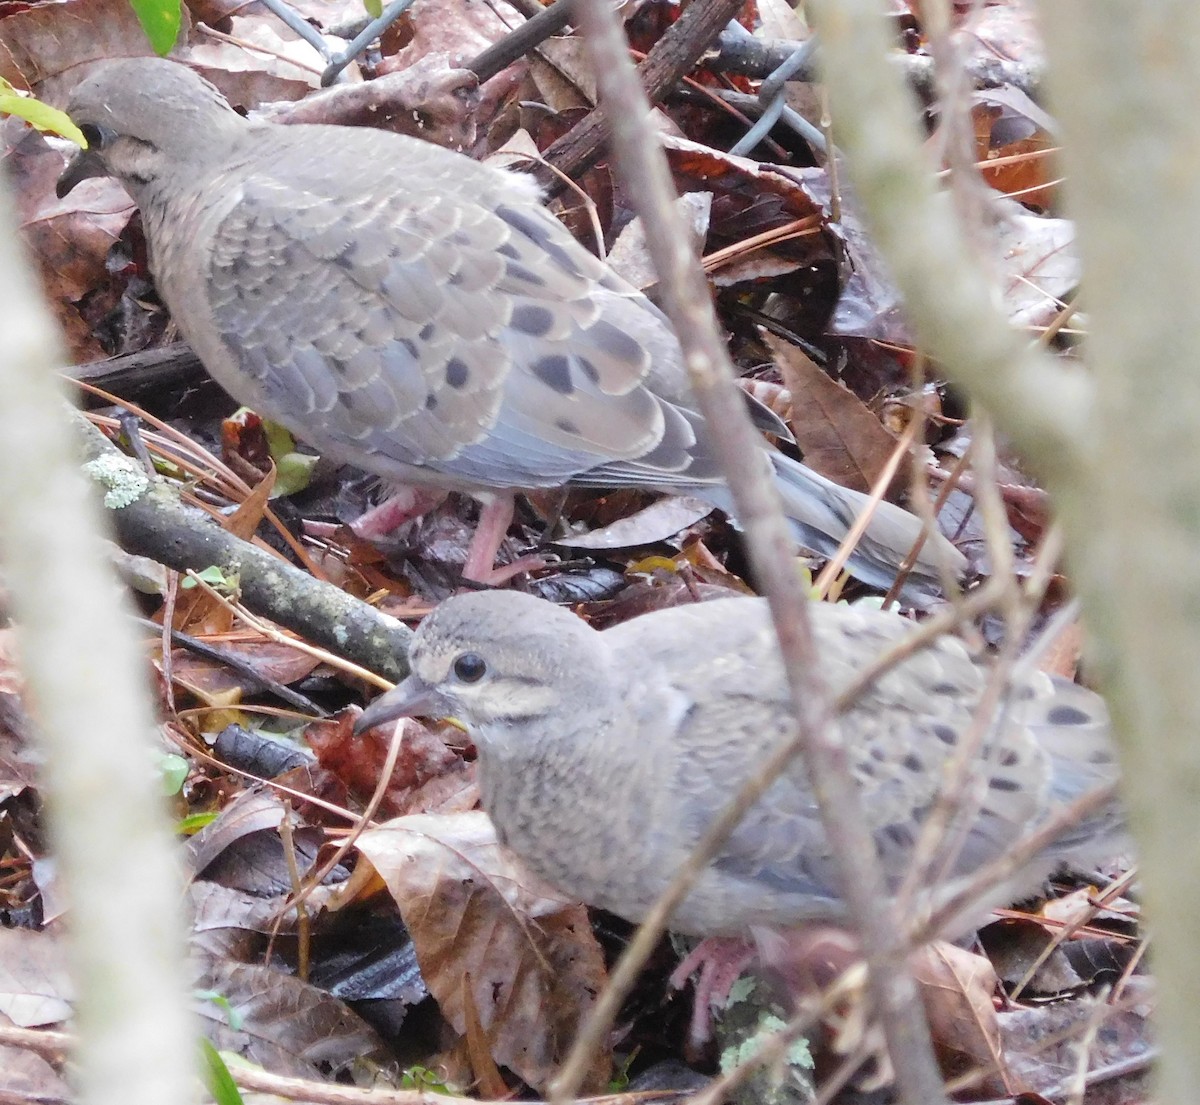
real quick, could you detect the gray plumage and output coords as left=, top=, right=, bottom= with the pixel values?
left=356, top=591, right=1124, bottom=936
left=57, top=57, right=965, bottom=595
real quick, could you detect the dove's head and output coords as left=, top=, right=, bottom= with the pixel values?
left=57, top=58, right=244, bottom=199
left=355, top=591, right=610, bottom=735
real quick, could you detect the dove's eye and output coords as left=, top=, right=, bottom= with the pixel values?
left=79, top=123, right=116, bottom=150
left=452, top=653, right=487, bottom=684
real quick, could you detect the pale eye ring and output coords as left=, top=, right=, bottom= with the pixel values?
left=452, top=652, right=487, bottom=683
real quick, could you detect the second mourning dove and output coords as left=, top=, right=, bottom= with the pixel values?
left=57, top=58, right=966, bottom=593
left=355, top=591, right=1124, bottom=941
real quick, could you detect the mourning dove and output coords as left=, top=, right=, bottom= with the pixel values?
left=355, top=590, right=1124, bottom=938
left=58, top=58, right=965, bottom=594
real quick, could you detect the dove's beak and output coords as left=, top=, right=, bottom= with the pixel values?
left=354, top=675, right=445, bottom=735
left=56, top=146, right=109, bottom=198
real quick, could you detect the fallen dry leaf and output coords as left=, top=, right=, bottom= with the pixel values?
left=356, top=811, right=610, bottom=1092
left=765, top=330, right=910, bottom=495
left=916, top=940, right=1008, bottom=1097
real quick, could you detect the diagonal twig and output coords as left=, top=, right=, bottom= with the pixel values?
left=559, top=8, right=950, bottom=1105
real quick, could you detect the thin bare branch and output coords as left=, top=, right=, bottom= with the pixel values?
left=562, top=8, right=949, bottom=1105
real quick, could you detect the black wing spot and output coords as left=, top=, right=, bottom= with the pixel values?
left=446, top=359, right=470, bottom=388
left=555, top=418, right=580, bottom=435
left=419, top=323, right=436, bottom=342
left=902, top=752, right=923, bottom=773
left=425, top=393, right=439, bottom=410
left=577, top=357, right=600, bottom=385
left=589, top=319, right=646, bottom=364
left=931, top=724, right=958, bottom=745
left=989, top=776, right=1021, bottom=792
left=505, top=261, right=547, bottom=288
left=1047, top=704, right=1093, bottom=726
left=400, top=339, right=419, bottom=360
left=532, top=355, right=574, bottom=395
left=496, top=204, right=578, bottom=273
left=511, top=304, right=555, bottom=337
left=496, top=205, right=545, bottom=241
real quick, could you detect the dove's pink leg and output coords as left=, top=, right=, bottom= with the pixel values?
left=348, top=487, right=544, bottom=583
left=670, top=936, right=757, bottom=1049
left=670, top=928, right=866, bottom=1049
left=350, top=488, right=544, bottom=583
left=349, top=487, right=449, bottom=539
left=462, top=495, right=547, bottom=585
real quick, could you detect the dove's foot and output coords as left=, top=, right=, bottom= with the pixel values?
left=460, top=495, right=547, bottom=585
left=670, top=936, right=757, bottom=1050
left=349, top=486, right=449, bottom=540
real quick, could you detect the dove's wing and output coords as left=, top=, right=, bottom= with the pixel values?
left=614, top=598, right=1118, bottom=932
left=153, top=124, right=722, bottom=492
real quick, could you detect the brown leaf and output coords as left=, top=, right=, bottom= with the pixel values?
left=377, top=0, right=521, bottom=137
left=3, top=119, right=133, bottom=362
left=357, top=811, right=610, bottom=1092
left=764, top=331, right=908, bottom=495
left=972, top=92, right=1058, bottom=211
left=0, top=927, right=73, bottom=1027
left=318, top=712, right=471, bottom=817
left=196, top=954, right=388, bottom=1079
left=163, top=637, right=321, bottom=705
left=662, top=133, right=826, bottom=227
left=916, top=941, right=1008, bottom=1097
left=0, top=1029, right=69, bottom=1103
left=527, top=41, right=596, bottom=112
left=185, top=786, right=346, bottom=906
left=997, top=978, right=1154, bottom=1101
left=978, top=917, right=1086, bottom=996
left=0, top=0, right=168, bottom=103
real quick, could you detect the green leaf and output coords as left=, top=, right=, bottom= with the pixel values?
left=607, top=1049, right=639, bottom=1092
left=364, top=0, right=384, bottom=17
left=195, top=990, right=244, bottom=1032
left=199, top=1039, right=244, bottom=1105
left=129, top=0, right=183, bottom=55
left=262, top=418, right=318, bottom=497
left=400, top=1066, right=455, bottom=1094
left=262, top=420, right=297, bottom=460
left=176, top=811, right=218, bottom=835
left=159, top=753, right=189, bottom=796
left=181, top=565, right=239, bottom=594
left=273, top=451, right=320, bottom=498
left=0, top=79, right=85, bottom=145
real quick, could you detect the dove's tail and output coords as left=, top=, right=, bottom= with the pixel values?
left=767, top=451, right=966, bottom=602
